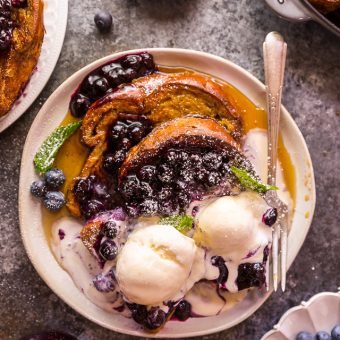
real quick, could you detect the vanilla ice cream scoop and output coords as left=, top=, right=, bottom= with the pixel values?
left=116, top=224, right=197, bottom=306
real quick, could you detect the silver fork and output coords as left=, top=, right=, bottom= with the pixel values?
left=263, top=32, right=289, bottom=292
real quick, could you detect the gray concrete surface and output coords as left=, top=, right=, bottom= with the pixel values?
left=0, top=0, right=339, bottom=339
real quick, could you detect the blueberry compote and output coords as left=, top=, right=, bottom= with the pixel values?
left=120, top=147, right=242, bottom=217
left=73, top=114, right=152, bottom=220
left=70, top=52, right=157, bottom=117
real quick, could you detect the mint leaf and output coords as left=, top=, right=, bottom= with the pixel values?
left=230, top=166, right=278, bottom=194
left=33, top=121, right=82, bottom=174
left=160, top=215, right=194, bottom=233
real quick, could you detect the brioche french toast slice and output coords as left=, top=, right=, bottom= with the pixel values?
left=0, top=0, right=44, bottom=117
left=67, top=72, right=243, bottom=217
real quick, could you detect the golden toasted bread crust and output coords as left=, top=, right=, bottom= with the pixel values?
left=0, top=0, right=44, bottom=117
left=67, top=72, right=242, bottom=217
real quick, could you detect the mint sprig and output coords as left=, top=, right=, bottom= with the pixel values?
left=33, top=121, right=82, bottom=174
left=160, top=214, right=194, bottom=233
left=230, top=166, right=278, bottom=194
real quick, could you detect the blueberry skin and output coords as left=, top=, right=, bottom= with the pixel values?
left=296, top=331, right=314, bottom=340
left=44, top=168, right=66, bottom=190
left=332, top=325, right=340, bottom=340
left=43, top=192, right=65, bottom=212
left=101, top=220, right=118, bottom=239
left=30, top=180, right=47, bottom=198
left=316, top=331, right=331, bottom=340
left=70, top=93, right=91, bottom=118
left=94, top=11, right=113, bottom=33
left=174, top=300, right=191, bottom=321
left=99, top=239, right=118, bottom=261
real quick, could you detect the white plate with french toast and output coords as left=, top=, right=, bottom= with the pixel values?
left=19, top=48, right=316, bottom=337
left=0, top=0, right=68, bottom=132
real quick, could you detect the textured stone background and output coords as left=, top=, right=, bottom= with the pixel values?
left=0, top=0, right=339, bottom=339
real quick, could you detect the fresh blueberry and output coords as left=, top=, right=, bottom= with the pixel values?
left=43, top=192, right=65, bottom=212
left=94, top=11, right=112, bottom=33
left=139, top=165, right=156, bottom=181
left=175, top=300, right=191, bottom=321
left=44, top=169, right=66, bottom=190
left=121, top=54, right=143, bottom=70
left=99, top=239, right=118, bottom=261
left=262, top=207, right=278, bottom=226
left=316, top=331, right=331, bottom=340
left=101, top=220, right=117, bottom=239
left=70, top=93, right=92, bottom=118
left=30, top=180, right=47, bottom=198
left=11, top=0, right=27, bottom=8
left=296, top=331, right=314, bottom=340
left=331, top=325, right=340, bottom=339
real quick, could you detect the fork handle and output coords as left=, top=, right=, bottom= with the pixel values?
left=263, top=32, right=287, bottom=186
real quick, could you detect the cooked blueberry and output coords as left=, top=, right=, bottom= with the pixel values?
left=101, top=220, right=117, bottom=239
left=203, top=152, right=222, bottom=170
left=92, top=77, right=110, bottom=97
left=82, top=74, right=109, bottom=98
left=331, top=325, right=340, bottom=339
left=118, top=137, right=132, bottom=151
left=296, top=331, right=314, bottom=340
left=43, top=191, right=65, bottom=212
left=139, top=181, right=153, bottom=197
left=180, top=151, right=189, bottom=162
left=177, top=191, right=190, bottom=208
left=30, top=180, right=47, bottom=198
left=158, top=164, right=174, bottom=183
left=99, top=239, right=118, bottom=261
left=128, top=123, right=145, bottom=143
left=0, top=0, right=11, bottom=11
left=0, top=29, right=11, bottom=51
left=44, top=168, right=66, bottom=190
left=220, top=162, right=231, bottom=175
left=92, top=182, right=109, bottom=200
left=122, top=54, right=143, bottom=70
left=74, top=177, right=92, bottom=203
left=190, top=153, right=202, bottom=166
left=166, top=150, right=181, bottom=163
left=141, top=52, right=155, bottom=70
left=11, top=0, right=27, bottom=8
left=145, top=308, right=166, bottom=330
left=140, top=199, right=158, bottom=215
left=110, top=123, right=127, bottom=143
left=125, top=202, right=140, bottom=217
left=82, top=199, right=104, bottom=219
left=196, top=168, right=208, bottom=182
left=262, top=207, right=278, bottom=226
left=139, top=165, right=156, bottom=181
left=179, top=168, right=194, bottom=183
left=93, top=273, right=115, bottom=292
left=94, top=11, right=112, bottom=33
left=237, top=262, right=265, bottom=290
left=105, top=66, right=126, bottom=86
left=211, top=256, right=228, bottom=285
left=103, top=153, right=117, bottom=173
left=159, top=186, right=172, bottom=201
left=175, top=300, right=191, bottom=321
left=159, top=200, right=176, bottom=215
left=316, top=331, right=331, bottom=340
left=0, top=16, right=11, bottom=29
left=70, top=93, right=91, bottom=117
left=206, top=171, right=221, bottom=186
left=121, top=175, right=140, bottom=199
left=128, top=303, right=148, bottom=325
left=124, top=67, right=138, bottom=80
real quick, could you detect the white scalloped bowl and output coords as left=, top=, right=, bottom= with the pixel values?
left=262, top=291, right=340, bottom=339
left=19, top=48, right=316, bottom=337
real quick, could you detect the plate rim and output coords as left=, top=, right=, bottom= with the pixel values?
left=18, top=47, right=316, bottom=338
left=0, top=0, right=69, bottom=133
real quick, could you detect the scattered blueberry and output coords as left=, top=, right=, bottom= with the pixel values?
left=316, top=331, right=331, bottom=340
left=93, top=273, right=115, bottom=292
left=94, top=11, right=113, bottom=33
left=174, top=300, right=191, bottom=321
left=262, top=207, right=278, bottom=226
left=30, top=180, right=47, bottom=198
left=296, top=331, right=314, bottom=340
left=43, top=192, right=65, bottom=212
left=99, top=239, right=118, bottom=261
left=44, top=169, right=66, bottom=190
left=332, top=325, right=340, bottom=339
left=101, top=220, right=117, bottom=239
left=145, top=308, right=166, bottom=330
left=0, top=29, right=11, bottom=51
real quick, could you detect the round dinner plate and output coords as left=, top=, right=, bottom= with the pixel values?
left=0, top=0, right=68, bottom=133
left=19, top=48, right=316, bottom=338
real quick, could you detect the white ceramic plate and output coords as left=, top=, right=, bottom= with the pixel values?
left=18, top=48, right=316, bottom=338
left=261, top=290, right=340, bottom=339
left=0, top=0, right=68, bottom=133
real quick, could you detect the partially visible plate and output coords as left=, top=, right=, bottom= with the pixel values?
left=261, top=290, right=340, bottom=339
left=0, top=0, right=68, bottom=133
left=19, top=48, right=316, bottom=337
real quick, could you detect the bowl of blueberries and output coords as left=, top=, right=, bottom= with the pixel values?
left=262, top=291, right=340, bottom=340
